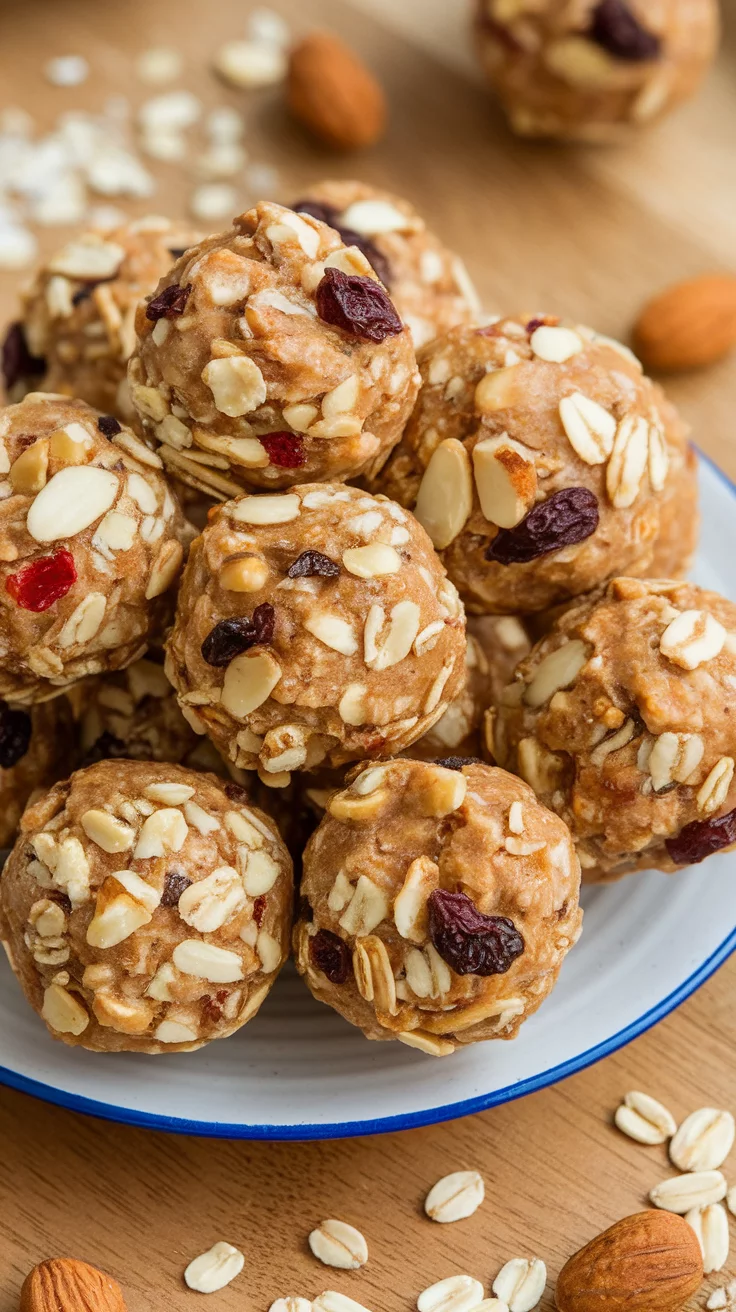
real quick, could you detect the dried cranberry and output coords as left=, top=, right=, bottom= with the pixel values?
left=225, top=781, right=250, bottom=803
left=253, top=895, right=267, bottom=927
left=201, top=993, right=225, bottom=1023
left=589, top=0, right=661, bottom=60
left=80, top=730, right=127, bottom=767
left=287, top=550, right=340, bottom=579
left=434, top=756, right=483, bottom=772
left=97, top=415, right=121, bottom=438
left=0, top=701, right=32, bottom=769
left=161, top=869, right=192, bottom=907
left=316, top=268, right=403, bottom=343
left=526, top=317, right=547, bottom=335
left=310, top=928, right=351, bottom=984
left=1, top=322, right=45, bottom=393
left=145, top=283, right=192, bottom=321
left=201, top=602, right=276, bottom=667
left=666, top=809, right=736, bottom=866
left=259, top=432, right=306, bottom=469
left=292, top=198, right=392, bottom=288
left=6, top=550, right=77, bottom=612
left=428, top=889, right=525, bottom=976
left=486, top=487, right=599, bottom=565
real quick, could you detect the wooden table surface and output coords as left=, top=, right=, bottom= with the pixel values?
left=1, top=1, right=735, bottom=1308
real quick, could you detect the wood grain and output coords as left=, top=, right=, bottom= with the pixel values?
left=0, top=1, right=734, bottom=1308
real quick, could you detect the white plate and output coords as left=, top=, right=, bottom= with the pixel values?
left=1, top=451, right=734, bottom=1140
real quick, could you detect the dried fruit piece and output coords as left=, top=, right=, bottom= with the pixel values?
left=98, top=415, right=122, bottom=438
left=6, top=549, right=77, bottom=612
left=161, top=869, right=192, bottom=907
left=555, top=1210, right=702, bottom=1312
left=666, top=808, right=736, bottom=865
left=260, top=431, right=306, bottom=468
left=428, top=889, right=524, bottom=976
left=589, top=0, right=661, bottom=61
left=287, top=32, right=387, bottom=151
left=287, top=550, right=340, bottom=579
left=145, top=282, right=192, bottom=320
left=1, top=321, right=45, bottom=392
left=434, top=756, right=483, bottom=772
left=485, top=487, right=599, bottom=565
left=201, top=602, right=276, bottom=666
left=292, top=198, right=391, bottom=286
left=20, top=1257, right=127, bottom=1312
left=316, top=268, right=403, bottom=343
left=0, top=701, right=32, bottom=769
left=310, top=928, right=350, bottom=983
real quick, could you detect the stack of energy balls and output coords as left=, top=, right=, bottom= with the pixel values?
left=0, top=180, right=730, bottom=1061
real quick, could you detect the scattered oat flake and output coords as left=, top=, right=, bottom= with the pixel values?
left=190, top=182, right=238, bottom=222
left=425, top=1170, right=485, bottom=1223
left=184, top=1241, right=244, bottom=1293
left=708, top=1280, right=736, bottom=1310
left=45, top=55, right=89, bottom=87
left=0, top=225, right=37, bottom=270
left=135, top=47, right=183, bottom=85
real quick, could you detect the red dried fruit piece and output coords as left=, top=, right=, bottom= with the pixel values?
left=161, top=869, right=192, bottom=907
left=225, top=781, right=251, bottom=803
left=6, top=550, right=77, bottom=613
left=666, top=808, right=736, bottom=866
left=293, top=198, right=392, bottom=288
left=201, top=602, right=276, bottom=666
left=316, top=267, right=403, bottom=343
left=428, top=889, right=525, bottom=976
left=0, top=700, right=32, bottom=769
left=589, top=0, right=661, bottom=61
left=145, top=283, right=192, bottom=321
left=1, top=322, right=45, bottom=393
left=287, top=550, right=340, bottom=579
left=260, top=431, right=306, bottom=469
left=97, top=415, right=121, bottom=438
left=253, top=895, right=267, bottom=926
left=486, top=487, right=599, bottom=565
left=310, top=928, right=351, bottom=984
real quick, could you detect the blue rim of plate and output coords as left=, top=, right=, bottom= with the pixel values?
left=0, top=445, right=733, bottom=1141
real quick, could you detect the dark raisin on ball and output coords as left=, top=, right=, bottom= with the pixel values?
left=428, top=888, right=525, bottom=976
left=161, top=869, right=192, bottom=907
left=0, top=701, right=32, bottom=769
left=316, top=268, right=403, bottom=343
left=310, top=928, right=351, bottom=984
left=145, top=283, right=192, bottom=321
left=433, top=756, right=483, bottom=772
left=287, top=550, right=340, bottom=579
left=259, top=432, right=306, bottom=469
left=201, top=603, right=276, bottom=666
left=97, top=415, right=122, bottom=438
left=79, top=730, right=127, bottom=768
left=292, top=198, right=392, bottom=288
left=486, top=487, right=599, bottom=566
left=1, top=322, right=45, bottom=393
left=225, top=781, right=251, bottom=804
left=666, top=808, right=736, bottom=866
left=589, top=0, right=661, bottom=61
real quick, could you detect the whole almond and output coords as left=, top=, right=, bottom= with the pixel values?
left=21, top=1257, right=127, bottom=1311
left=555, top=1211, right=703, bottom=1312
left=287, top=32, right=387, bottom=150
left=632, top=274, right=736, bottom=372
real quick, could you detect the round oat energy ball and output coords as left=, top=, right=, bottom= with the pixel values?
left=166, top=483, right=467, bottom=782
left=491, top=577, right=736, bottom=882
left=294, top=757, right=581, bottom=1053
left=0, top=696, right=72, bottom=847
left=0, top=393, right=192, bottom=704
left=474, top=0, right=719, bottom=142
left=292, top=180, right=481, bottom=350
left=0, top=760, right=293, bottom=1052
left=128, top=201, right=420, bottom=498
left=374, top=318, right=696, bottom=615
left=2, top=217, right=202, bottom=419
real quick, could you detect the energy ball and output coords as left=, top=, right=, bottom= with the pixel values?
left=0, top=394, right=192, bottom=704
left=374, top=318, right=696, bottom=614
left=0, top=760, right=293, bottom=1052
left=491, top=577, right=736, bottom=882
left=2, top=217, right=201, bottom=418
left=0, top=696, right=72, bottom=847
left=294, top=757, right=581, bottom=1054
left=474, top=0, right=719, bottom=142
left=293, top=180, right=481, bottom=350
left=128, top=201, right=420, bottom=499
left=166, top=483, right=467, bottom=782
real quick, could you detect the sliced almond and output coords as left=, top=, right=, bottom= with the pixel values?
left=27, top=466, right=119, bottom=543
left=342, top=543, right=401, bottom=578
left=231, top=493, right=300, bottom=525
left=413, top=439, right=473, bottom=549
left=474, top=365, right=521, bottom=413
left=10, top=439, right=49, bottom=494
left=524, top=640, right=587, bottom=708
left=41, top=983, right=89, bottom=1035
left=472, top=437, right=537, bottom=529
left=172, top=939, right=244, bottom=983
left=221, top=649, right=281, bottom=717
left=202, top=355, right=267, bottom=416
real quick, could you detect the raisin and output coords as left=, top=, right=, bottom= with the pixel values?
left=1, top=322, right=45, bottom=393
left=287, top=550, right=340, bottom=579
left=79, top=730, right=127, bottom=767
left=6, top=550, right=77, bottom=612
left=310, top=928, right=351, bottom=984
left=666, top=808, right=736, bottom=866
left=253, top=895, right=267, bottom=926
left=0, top=701, right=32, bottom=769
left=292, top=198, right=392, bottom=288
left=434, top=756, right=483, bottom=772
left=225, top=781, right=251, bottom=803
left=316, top=268, right=403, bottom=343
left=428, top=889, right=525, bottom=976
left=161, top=869, right=192, bottom=907
left=486, top=487, right=599, bottom=565
left=201, top=994, right=224, bottom=1023
left=145, top=283, right=192, bottom=321
left=589, top=0, right=661, bottom=60
left=259, top=431, right=306, bottom=468
left=168, top=247, right=189, bottom=259
left=97, top=415, right=122, bottom=438
left=201, top=603, right=276, bottom=667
